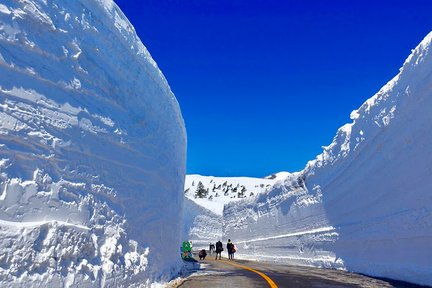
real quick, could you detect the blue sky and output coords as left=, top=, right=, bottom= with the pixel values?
left=115, top=0, right=432, bottom=177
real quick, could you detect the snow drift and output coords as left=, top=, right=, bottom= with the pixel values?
left=0, top=0, right=186, bottom=286
left=224, top=32, right=432, bottom=286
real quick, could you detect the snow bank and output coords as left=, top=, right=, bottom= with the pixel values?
left=0, top=0, right=186, bottom=286
left=224, top=32, right=432, bottom=286
left=182, top=198, right=222, bottom=250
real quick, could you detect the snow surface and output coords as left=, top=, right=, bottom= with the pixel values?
left=222, top=33, right=432, bottom=286
left=264, top=171, right=292, bottom=181
left=182, top=197, right=222, bottom=249
left=0, top=0, right=186, bottom=287
left=182, top=174, right=286, bottom=249
left=184, top=174, right=279, bottom=215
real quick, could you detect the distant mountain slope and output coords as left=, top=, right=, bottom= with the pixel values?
left=184, top=174, right=281, bottom=215
left=0, top=0, right=185, bottom=286
left=224, top=32, right=432, bottom=286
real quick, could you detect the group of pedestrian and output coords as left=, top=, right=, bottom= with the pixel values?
left=209, top=239, right=236, bottom=260
left=192, top=240, right=237, bottom=262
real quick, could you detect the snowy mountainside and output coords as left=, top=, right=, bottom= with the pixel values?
left=224, top=32, right=432, bottom=286
left=0, top=0, right=185, bottom=287
left=184, top=174, right=281, bottom=215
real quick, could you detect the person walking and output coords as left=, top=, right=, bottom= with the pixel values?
left=215, top=240, right=223, bottom=260
left=227, top=239, right=234, bottom=260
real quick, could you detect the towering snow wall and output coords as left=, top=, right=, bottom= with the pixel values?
left=224, top=32, right=432, bottom=286
left=0, top=0, right=186, bottom=286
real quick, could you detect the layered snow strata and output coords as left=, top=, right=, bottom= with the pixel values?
left=0, top=0, right=185, bottom=286
left=224, top=32, right=432, bottom=286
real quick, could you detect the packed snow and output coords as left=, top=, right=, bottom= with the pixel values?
left=222, top=32, right=432, bottom=286
left=0, top=0, right=185, bottom=287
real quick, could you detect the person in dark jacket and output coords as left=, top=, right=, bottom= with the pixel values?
left=215, top=240, right=223, bottom=260
left=227, top=239, right=234, bottom=260
left=198, top=249, right=207, bottom=260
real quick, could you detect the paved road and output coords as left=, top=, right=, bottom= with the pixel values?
left=177, top=255, right=424, bottom=288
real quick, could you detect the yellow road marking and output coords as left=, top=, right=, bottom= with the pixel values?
left=220, top=259, right=278, bottom=288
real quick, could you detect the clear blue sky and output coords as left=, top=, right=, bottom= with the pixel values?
left=115, top=0, right=432, bottom=177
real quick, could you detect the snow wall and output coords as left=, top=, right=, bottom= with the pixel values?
left=0, top=0, right=186, bottom=286
left=182, top=198, right=222, bottom=249
left=224, top=32, right=432, bottom=286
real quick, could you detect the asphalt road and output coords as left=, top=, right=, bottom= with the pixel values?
left=176, top=254, right=425, bottom=288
